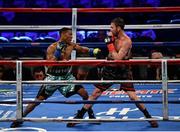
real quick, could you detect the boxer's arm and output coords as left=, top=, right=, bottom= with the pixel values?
left=46, top=44, right=57, bottom=61
left=74, top=44, right=89, bottom=53
left=111, top=40, right=131, bottom=60
left=71, top=42, right=101, bottom=57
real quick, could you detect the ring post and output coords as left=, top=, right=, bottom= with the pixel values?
left=161, top=59, right=168, bottom=120
left=71, top=8, right=77, bottom=60
left=16, top=61, right=23, bottom=121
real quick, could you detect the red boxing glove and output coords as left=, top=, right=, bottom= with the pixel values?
left=107, top=43, right=115, bottom=52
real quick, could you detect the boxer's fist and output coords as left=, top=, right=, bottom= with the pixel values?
left=89, top=48, right=101, bottom=57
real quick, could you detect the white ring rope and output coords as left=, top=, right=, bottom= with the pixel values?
left=78, top=24, right=180, bottom=30
left=22, top=117, right=180, bottom=122
left=0, top=24, right=179, bottom=30
left=0, top=80, right=162, bottom=84
left=0, top=80, right=180, bottom=84
left=19, top=80, right=164, bottom=84
left=0, top=117, right=179, bottom=122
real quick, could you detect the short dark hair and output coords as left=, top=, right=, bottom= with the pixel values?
left=111, top=17, right=125, bottom=30
left=33, top=66, right=45, bottom=74
left=59, top=27, right=72, bottom=35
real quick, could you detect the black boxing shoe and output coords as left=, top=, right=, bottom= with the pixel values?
left=66, top=110, right=84, bottom=127
left=10, top=121, right=23, bottom=128
left=88, top=108, right=101, bottom=125
left=149, top=120, right=159, bottom=128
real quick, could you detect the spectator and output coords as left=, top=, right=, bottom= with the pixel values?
left=32, top=66, right=46, bottom=80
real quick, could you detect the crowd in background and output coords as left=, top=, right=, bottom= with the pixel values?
left=0, top=0, right=179, bottom=81
left=0, top=0, right=179, bottom=8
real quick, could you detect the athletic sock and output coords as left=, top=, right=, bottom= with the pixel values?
left=142, top=108, right=152, bottom=118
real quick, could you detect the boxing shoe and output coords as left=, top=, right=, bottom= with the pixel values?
left=66, top=110, right=84, bottom=127
left=88, top=108, right=101, bottom=125
left=10, top=120, right=23, bottom=128
left=149, top=120, right=159, bottom=128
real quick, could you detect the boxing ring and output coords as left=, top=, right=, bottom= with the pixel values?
left=0, top=7, right=180, bottom=131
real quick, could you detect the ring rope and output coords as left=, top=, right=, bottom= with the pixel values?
left=23, top=59, right=180, bottom=66
left=0, top=24, right=179, bottom=30
left=77, top=24, right=180, bottom=30
left=0, top=59, right=159, bottom=66
left=0, top=118, right=166, bottom=122
left=78, top=7, right=180, bottom=13
left=8, top=60, right=163, bottom=66
left=0, top=80, right=180, bottom=84
left=0, top=100, right=180, bottom=104
left=0, top=7, right=179, bottom=13
left=0, top=59, right=179, bottom=66
left=1, top=42, right=180, bottom=46
left=22, top=80, right=163, bottom=84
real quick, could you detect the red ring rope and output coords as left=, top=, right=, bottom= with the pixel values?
left=18, top=60, right=163, bottom=66
left=0, top=59, right=174, bottom=66
left=0, top=60, right=180, bottom=67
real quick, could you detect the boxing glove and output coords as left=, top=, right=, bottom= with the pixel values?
left=104, top=36, right=115, bottom=52
left=54, top=41, right=66, bottom=59
left=89, top=48, right=101, bottom=57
